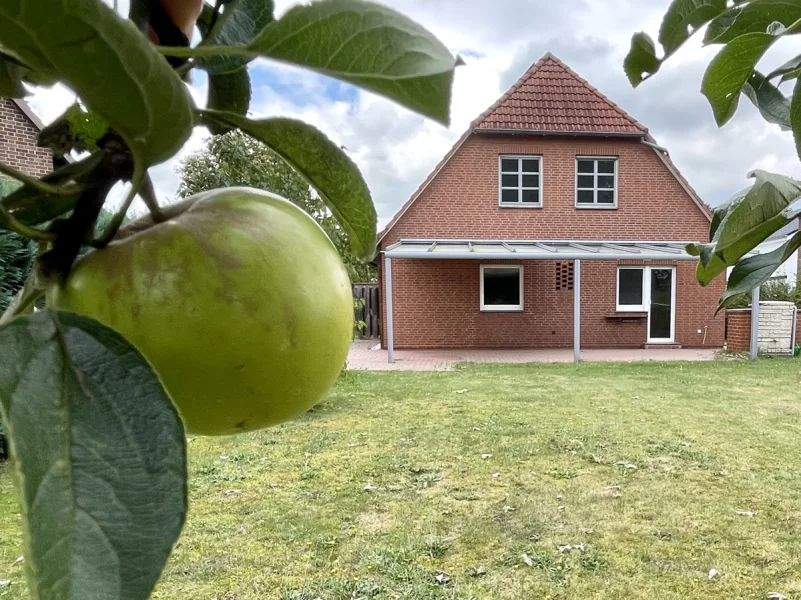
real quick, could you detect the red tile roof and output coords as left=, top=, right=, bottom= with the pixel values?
left=473, top=53, right=647, bottom=135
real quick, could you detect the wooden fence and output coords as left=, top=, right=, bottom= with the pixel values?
left=353, top=283, right=379, bottom=339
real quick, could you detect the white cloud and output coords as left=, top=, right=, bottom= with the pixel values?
left=18, top=0, right=801, bottom=225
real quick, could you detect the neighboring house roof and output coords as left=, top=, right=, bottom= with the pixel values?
left=10, top=98, right=45, bottom=131
left=474, top=53, right=648, bottom=135
left=378, top=53, right=710, bottom=245
left=4, top=97, right=73, bottom=167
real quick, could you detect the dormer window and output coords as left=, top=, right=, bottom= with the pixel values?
left=499, top=155, right=541, bottom=207
left=576, top=157, right=617, bottom=208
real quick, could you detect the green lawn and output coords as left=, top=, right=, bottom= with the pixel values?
left=2, top=360, right=801, bottom=599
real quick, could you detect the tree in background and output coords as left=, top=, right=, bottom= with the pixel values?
left=178, top=131, right=377, bottom=283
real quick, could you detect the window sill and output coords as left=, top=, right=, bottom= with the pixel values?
left=499, top=203, right=543, bottom=209
left=480, top=307, right=524, bottom=313
left=575, top=204, right=618, bottom=210
left=606, top=312, right=647, bottom=322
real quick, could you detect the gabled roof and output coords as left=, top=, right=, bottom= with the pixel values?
left=8, top=98, right=45, bottom=131
left=378, top=54, right=707, bottom=245
left=473, top=53, right=647, bottom=135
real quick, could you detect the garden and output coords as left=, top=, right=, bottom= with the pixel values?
left=3, top=360, right=799, bottom=599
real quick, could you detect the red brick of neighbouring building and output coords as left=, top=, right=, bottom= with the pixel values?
left=377, top=54, right=725, bottom=351
left=0, top=98, right=53, bottom=177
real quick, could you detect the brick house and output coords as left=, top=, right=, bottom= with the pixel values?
left=0, top=98, right=54, bottom=177
left=377, top=54, right=725, bottom=361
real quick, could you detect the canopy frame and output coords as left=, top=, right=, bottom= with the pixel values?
left=380, top=238, right=738, bottom=364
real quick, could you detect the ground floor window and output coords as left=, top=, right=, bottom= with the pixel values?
left=480, top=265, right=523, bottom=311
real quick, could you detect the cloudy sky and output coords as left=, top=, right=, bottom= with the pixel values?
left=23, top=0, right=801, bottom=227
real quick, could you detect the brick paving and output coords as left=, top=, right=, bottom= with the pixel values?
left=347, top=340, right=717, bottom=372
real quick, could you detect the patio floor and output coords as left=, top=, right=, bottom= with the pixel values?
left=347, top=340, right=718, bottom=371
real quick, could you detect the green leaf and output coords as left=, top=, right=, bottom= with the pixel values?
left=710, top=185, right=751, bottom=241
left=717, top=171, right=801, bottom=252
left=659, top=0, right=729, bottom=54
left=742, top=70, right=791, bottom=130
left=0, top=310, right=187, bottom=600
left=701, top=32, right=778, bottom=126
left=780, top=66, right=801, bottom=83
left=768, top=52, right=801, bottom=81
left=688, top=171, right=801, bottom=285
left=200, top=110, right=377, bottom=260
left=0, top=54, right=25, bottom=97
left=197, top=0, right=274, bottom=75
left=207, top=68, right=252, bottom=135
left=703, top=4, right=744, bottom=43
left=623, top=32, right=661, bottom=87
left=722, top=231, right=801, bottom=305
left=0, top=0, right=194, bottom=165
left=0, top=153, right=105, bottom=226
left=65, top=105, right=109, bottom=151
left=792, top=77, right=801, bottom=161
left=705, top=0, right=801, bottom=44
left=248, top=0, right=459, bottom=125
left=38, top=104, right=111, bottom=156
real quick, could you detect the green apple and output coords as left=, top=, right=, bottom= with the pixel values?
left=49, top=188, right=354, bottom=436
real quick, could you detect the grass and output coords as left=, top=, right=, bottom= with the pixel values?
left=2, top=359, right=801, bottom=599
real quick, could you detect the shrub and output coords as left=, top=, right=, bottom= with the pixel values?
left=726, top=276, right=801, bottom=309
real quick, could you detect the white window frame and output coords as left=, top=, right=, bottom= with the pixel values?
left=616, top=267, right=646, bottom=312
left=575, top=157, right=618, bottom=209
left=480, top=265, right=524, bottom=312
left=498, top=155, right=543, bottom=208
left=616, top=266, right=677, bottom=343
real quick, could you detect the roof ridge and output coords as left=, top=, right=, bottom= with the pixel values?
left=543, top=53, right=647, bottom=134
left=473, top=52, right=647, bottom=135
left=469, top=54, right=551, bottom=128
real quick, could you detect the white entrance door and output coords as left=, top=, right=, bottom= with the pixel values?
left=646, top=267, right=676, bottom=344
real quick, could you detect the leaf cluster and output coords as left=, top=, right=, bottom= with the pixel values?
left=0, top=2, right=459, bottom=599
left=625, top=0, right=801, bottom=306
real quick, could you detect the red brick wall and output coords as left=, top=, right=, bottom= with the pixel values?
left=0, top=99, right=51, bottom=177
left=378, top=133, right=723, bottom=350
left=382, top=258, right=724, bottom=349
left=726, top=310, right=751, bottom=353
left=380, top=135, right=710, bottom=244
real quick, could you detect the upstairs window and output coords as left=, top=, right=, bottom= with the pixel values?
left=499, top=156, right=541, bottom=207
left=576, top=157, right=617, bottom=207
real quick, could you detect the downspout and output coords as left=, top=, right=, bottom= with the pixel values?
left=641, top=139, right=669, bottom=154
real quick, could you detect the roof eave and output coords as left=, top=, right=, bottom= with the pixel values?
left=11, top=98, right=45, bottom=131
left=473, top=128, right=646, bottom=138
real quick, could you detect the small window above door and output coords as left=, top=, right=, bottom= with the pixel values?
left=617, top=267, right=645, bottom=311
left=499, top=155, right=542, bottom=207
